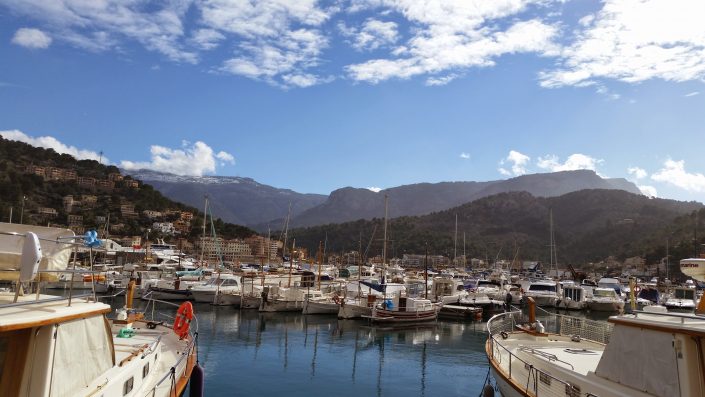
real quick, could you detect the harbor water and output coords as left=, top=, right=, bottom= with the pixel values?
left=109, top=297, right=492, bottom=396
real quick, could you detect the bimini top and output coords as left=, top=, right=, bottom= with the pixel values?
left=0, top=223, right=75, bottom=278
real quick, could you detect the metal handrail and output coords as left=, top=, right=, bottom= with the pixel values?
left=487, top=311, right=583, bottom=396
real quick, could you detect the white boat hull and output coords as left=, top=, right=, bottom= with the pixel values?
left=302, top=299, right=339, bottom=315
left=588, top=300, right=625, bottom=312
left=338, top=301, right=372, bottom=319
left=259, top=299, right=303, bottom=312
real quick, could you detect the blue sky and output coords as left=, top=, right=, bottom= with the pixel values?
left=1, top=0, right=704, bottom=202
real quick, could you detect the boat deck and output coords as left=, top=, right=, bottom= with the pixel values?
left=0, top=292, right=111, bottom=332
left=502, top=332, right=606, bottom=376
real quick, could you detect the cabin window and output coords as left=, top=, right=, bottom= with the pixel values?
left=123, top=377, right=134, bottom=395
left=142, top=362, right=150, bottom=378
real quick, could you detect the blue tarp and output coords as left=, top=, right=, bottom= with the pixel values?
left=360, top=280, right=386, bottom=293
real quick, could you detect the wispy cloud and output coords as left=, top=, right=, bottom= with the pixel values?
left=627, top=166, right=647, bottom=180
left=339, top=18, right=399, bottom=51
left=1, top=129, right=106, bottom=162
left=685, top=91, right=700, bottom=97
left=651, top=159, right=705, bottom=192
left=1, top=0, right=196, bottom=62
left=121, top=141, right=235, bottom=176
left=459, top=152, right=470, bottom=159
left=498, top=150, right=531, bottom=176
left=11, top=27, right=52, bottom=49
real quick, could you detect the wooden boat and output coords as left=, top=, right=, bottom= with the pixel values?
left=485, top=297, right=705, bottom=396
left=0, top=223, right=202, bottom=397
left=364, top=296, right=441, bottom=324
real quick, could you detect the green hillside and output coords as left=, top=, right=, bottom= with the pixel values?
left=0, top=136, right=255, bottom=240
left=288, top=190, right=704, bottom=266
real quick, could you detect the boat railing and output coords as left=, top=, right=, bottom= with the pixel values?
left=487, top=311, right=583, bottom=397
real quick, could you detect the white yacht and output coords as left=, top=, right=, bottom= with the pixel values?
left=557, top=284, right=588, bottom=310
left=588, top=287, right=625, bottom=312
left=522, top=281, right=560, bottom=307
left=430, top=276, right=467, bottom=304
left=487, top=297, right=705, bottom=397
left=0, top=223, right=200, bottom=397
left=188, top=273, right=241, bottom=303
left=663, top=286, right=697, bottom=311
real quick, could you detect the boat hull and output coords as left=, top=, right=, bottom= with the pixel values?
left=588, top=300, right=625, bottom=312
left=338, top=301, right=372, bottom=319
left=302, top=300, right=339, bottom=315
left=259, top=299, right=303, bottom=312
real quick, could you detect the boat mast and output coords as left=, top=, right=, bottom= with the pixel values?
left=288, top=238, right=295, bottom=288
left=454, top=213, right=458, bottom=266
left=382, top=194, right=388, bottom=284
left=199, top=195, right=209, bottom=266
left=317, top=240, right=323, bottom=291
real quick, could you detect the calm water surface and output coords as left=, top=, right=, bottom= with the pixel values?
left=114, top=298, right=491, bottom=396
left=106, top=297, right=615, bottom=397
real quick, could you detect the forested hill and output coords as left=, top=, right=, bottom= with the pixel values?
left=288, top=189, right=704, bottom=265
left=0, top=136, right=255, bottom=240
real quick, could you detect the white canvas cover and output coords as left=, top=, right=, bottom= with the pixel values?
left=595, top=325, right=679, bottom=396
left=0, top=223, right=74, bottom=279
left=50, top=315, right=113, bottom=397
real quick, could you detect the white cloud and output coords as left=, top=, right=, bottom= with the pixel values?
left=638, top=185, right=658, bottom=197
left=651, top=159, right=705, bottom=192
left=685, top=91, right=700, bottom=97
left=540, top=0, right=705, bottom=87
left=537, top=153, right=603, bottom=173
left=203, top=1, right=335, bottom=87
left=499, top=150, right=531, bottom=176
left=366, top=187, right=382, bottom=193
left=191, top=29, right=225, bottom=50
left=1, top=0, right=196, bottom=62
left=459, top=152, right=470, bottom=159
left=11, top=28, right=52, bottom=49
left=345, top=0, right=560, bottom=84
left=120, top=141, right=235, bottom=176
left=339, top=18, right=399, bottom=51
left=0, top=129, right=106, bottom=162
left=627, top=166, right=647, bottom=180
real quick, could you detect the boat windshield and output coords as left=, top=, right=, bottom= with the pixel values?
left=674, top=289, right=695, bottom=300
left=594, top=289, right=615, bottom=298
left=637, top=288, right=659, bottom=302
left=528, top=284, right=556, bottom=292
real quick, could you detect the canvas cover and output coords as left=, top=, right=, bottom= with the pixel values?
left=50, top=315, right=113, bottom=397
left=595, top=325, right=679, bottom=396
left=0, top=223, right=75, bottom=279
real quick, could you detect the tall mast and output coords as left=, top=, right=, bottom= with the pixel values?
left=382, top=194, right=388, bottom=283
left=317, top=241, right=323, bottom=291
left=454, top=213, right=458, bottom=265
left=288, top=238, right=295, bottom=288
left=281, top=203, right=292, bottom=265
left=199, top=195, right=209, bottom=266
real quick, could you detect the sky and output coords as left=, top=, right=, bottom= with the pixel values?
left=1, top=0, right=704, bottom=203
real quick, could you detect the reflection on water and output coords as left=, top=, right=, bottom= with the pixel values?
left=110, top=297, right=490, bottom=396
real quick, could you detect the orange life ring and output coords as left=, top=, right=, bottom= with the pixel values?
left=173, top=301, right=194, bottom=339
left=634, top=285, right=641, bottom=293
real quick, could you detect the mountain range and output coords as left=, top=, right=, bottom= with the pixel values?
left=287, top=189, right=704, bottom=265
left=129, top=168, right=643, bottom=231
